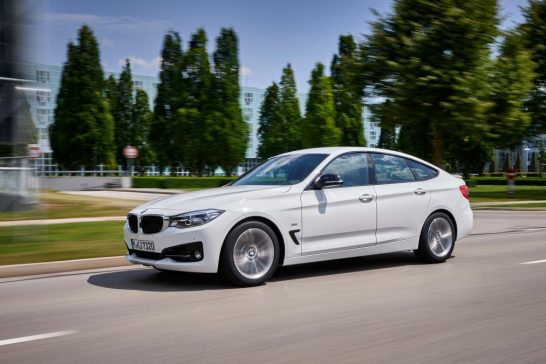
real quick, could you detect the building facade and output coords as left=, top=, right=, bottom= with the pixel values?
left=21, top=63, right=381, bottom=173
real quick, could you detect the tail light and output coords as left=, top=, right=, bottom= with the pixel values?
left=459, top=184, right=470, bottom=200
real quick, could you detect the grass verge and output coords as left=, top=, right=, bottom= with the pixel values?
left=0, top=191, right=141, bottom=222
left=469, top=185, right=546, bottom=202
left=0, top=221, right=126, bottom=265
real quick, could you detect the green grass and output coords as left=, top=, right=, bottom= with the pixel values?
left=0, top=221, right=126, bottom=265
left=473, top=202, right=546, bottom=209
left=469, top=185, right=546, bottom=202
left=0, top=191, right=141, bottom=222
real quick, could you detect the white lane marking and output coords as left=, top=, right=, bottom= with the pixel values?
left=520, top=259, right=546, bottom=265
left=0, top=330, right=77, bottom=346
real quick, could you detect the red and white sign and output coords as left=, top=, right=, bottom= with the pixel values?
left=27, top=144, right=41, bottom=160
left=123, top=145, right=139, bottom=159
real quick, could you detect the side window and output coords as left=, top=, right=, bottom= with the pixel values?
left=372, top=153, right=415, bottom=184
left=406, top=159, right=438, bottom=181
left=322, top=153, right=369, bottom=187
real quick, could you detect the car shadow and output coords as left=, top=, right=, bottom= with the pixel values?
left=87, top=268, right=225, bottom=292
left=87, top=251, right=430, bottom=292
left=273, top=251, right=422, bottom=282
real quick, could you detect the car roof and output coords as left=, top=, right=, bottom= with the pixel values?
left=281, top=147, right=440, bottom=170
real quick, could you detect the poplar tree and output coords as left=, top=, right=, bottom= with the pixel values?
left=210, top=28, right=248, bottom=176
left=51, top=25, right=115, bottom=168
left=113, top=59, right=134, bottom=163
left=331, top=35, right=365, bottom=146
left=131, top=89, right=156, bottom=169
left=279, top=63, right=302, bottom=151
left=177, top=29, right=213, bottom=176
left=257, top=82, right=284, bottom=159
left=301, top=63, right=340, bottom=148
left=150, top=31, right=184, bottom=173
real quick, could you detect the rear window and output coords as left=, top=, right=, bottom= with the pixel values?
left=406, top=159, right=438, bottom=181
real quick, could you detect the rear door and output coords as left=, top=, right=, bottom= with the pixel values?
left=371, top=153, right=431, bottom=244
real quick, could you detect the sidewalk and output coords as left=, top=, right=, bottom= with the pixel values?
left=0, top=256, right=130, bottom=278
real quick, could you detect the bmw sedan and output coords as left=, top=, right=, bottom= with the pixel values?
left=124, top=147, right=473, bottom=286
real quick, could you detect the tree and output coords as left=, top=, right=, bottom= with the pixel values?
left=377, top=125, right=396, bottom=149
left=131, top=89, right=155, bottom=171
left=51, top=25, right=115, bottom=168
left=331, top=35, right=365, bottom=146
left=150, top=31, right=184, bottom=173
left=210, top=28, right=248, bottom=176
left=279, top=63, right=302, bottom=151
left=177, top=28, right=213, bottom=176
left=257, top=82, right=284, bottom=159
left=364, top=0, right=498, bottom=166
left=113, top=59, right=134, bottom=164
left=488, top=31, right=535, bottom=148
left=301, top=63, right=340, bottom=148
left=521, top=0, right=546, bottom=135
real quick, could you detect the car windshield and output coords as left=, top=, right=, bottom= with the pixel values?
left=233, top=154, right=328, bottom=186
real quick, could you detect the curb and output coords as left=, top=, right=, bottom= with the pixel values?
left=0, top=256, right=131, bottom=278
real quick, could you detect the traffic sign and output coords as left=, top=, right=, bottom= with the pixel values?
left=123, top=146, right=139, bottom=159
left=27, top=144, right=41, bottom=160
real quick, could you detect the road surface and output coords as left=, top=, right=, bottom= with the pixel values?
left=1, top=211, right=546, bottom=363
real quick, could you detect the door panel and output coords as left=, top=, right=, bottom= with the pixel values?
left=300, top=153, right=377, bottom=255
left=373, top=182, right=430, bottom=244
left=300, top=186, right=377, bottom=254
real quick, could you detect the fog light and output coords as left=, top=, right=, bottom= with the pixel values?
left=194, top=251, right=202, bottom=260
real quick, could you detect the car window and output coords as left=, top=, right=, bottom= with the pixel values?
left=406, top=159, right=438, bottom=181
left=372, top=153, right=415, bottom=184
left=322, top=153, right=369, bottom=187
left=233, top=153, right=327, bottom=185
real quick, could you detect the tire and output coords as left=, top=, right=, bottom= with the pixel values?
left=414, top=212, right=455, bottom=263
left=220, top=221, right=280, bottom=287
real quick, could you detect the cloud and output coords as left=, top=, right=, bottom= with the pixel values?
left=41, top=13, right=170, bottom=33
left=240, top=66, right=253, bottom=77
left=119, top=56, right=162, bottom=72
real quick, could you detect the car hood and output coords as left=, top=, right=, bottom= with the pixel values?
left=130, top=185, right=292, bottom=214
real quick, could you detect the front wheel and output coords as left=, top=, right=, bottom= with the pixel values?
left=414, top=212, right=455, bottom=263
left=220, top=221, right=280, bottom=286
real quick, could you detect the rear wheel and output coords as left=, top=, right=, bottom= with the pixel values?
left=220, top=221, right=280, bottom=286
left=415, top=212, right=455, bottom=263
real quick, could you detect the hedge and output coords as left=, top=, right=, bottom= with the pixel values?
left=468, top=177, right=546, bottom=186
left=133, top=177, right=237, bottom=189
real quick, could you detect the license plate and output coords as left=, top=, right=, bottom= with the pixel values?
left=131, top=239, right=155, bottom=252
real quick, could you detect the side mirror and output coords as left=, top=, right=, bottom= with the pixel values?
left=314, top=174, right=343, bottom=189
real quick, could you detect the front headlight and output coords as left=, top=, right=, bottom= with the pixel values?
left=168, top=209, right=225, bottom=229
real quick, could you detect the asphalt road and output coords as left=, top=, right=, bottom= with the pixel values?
left=1, top=211, right=546, bottom=364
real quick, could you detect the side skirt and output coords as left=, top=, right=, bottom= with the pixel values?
left=282, top=237, right=419, bottom=266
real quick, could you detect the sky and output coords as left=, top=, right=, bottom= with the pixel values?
left=34, top=0, right=529, bottom=93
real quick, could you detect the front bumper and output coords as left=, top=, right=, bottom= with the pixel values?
left=123, top=212, right=234, bottom=273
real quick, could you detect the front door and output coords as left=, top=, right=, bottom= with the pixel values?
left=300, top=153, right=377, bottom=255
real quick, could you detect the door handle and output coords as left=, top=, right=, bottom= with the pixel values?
left=359, top=194, right=374, bottom=203
left=414, top=188, right=427, bottom=195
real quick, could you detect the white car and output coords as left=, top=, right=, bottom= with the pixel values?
left=124, top=147, right=473, bottom=286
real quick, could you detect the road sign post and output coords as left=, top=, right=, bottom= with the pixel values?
left=123, top=146, right=139, bottom=177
